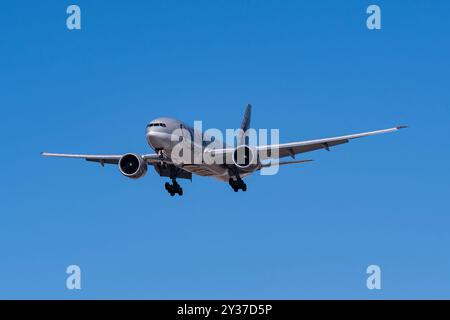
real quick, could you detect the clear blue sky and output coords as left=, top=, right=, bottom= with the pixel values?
left=1, top=0, right=449, bottom=299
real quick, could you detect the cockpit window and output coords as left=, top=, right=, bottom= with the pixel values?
left=147, top=123, right=167, bottom=128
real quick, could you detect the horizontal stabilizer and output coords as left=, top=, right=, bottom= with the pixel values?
left=260, top=159, right=313, bottom=168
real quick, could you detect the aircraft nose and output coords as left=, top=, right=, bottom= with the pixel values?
left=146, top=126, right=166, bottom=150
left=146, top=127, right=157, bottom=146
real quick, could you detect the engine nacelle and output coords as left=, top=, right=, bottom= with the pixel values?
left=118, top=153, right=147, bottom=179
left=232, top=145, right=259, bottom=171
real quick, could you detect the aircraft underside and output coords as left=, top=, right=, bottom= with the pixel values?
left=156, top=162, right=250, bottom=196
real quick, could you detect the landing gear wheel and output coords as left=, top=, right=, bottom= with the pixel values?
left=165, top=180, right=183, bottom=196
left=229, top=178, right=247, bottom=192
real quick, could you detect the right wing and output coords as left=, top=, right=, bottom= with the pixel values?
left=41, top=152, right=164, bottom=165
left=41, top=152, right=195, bottom=180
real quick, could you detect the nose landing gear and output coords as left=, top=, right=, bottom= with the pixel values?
left=229, top=178, right=247, bottom=192
left=165, top=179, right=183, bottom=196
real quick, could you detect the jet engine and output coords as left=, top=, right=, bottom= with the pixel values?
left=118, top=153, right=147, bottom=179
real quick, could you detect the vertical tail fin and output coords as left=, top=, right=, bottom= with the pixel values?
left=238, top=104, right=252, bottom=146
left=240, top=104, right=252, bottom=132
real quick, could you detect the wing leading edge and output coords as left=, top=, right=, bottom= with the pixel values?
left=41, top=152, right=162, bottom=165
left=42, top=126, right=406, bottom=165
left=257, top=126, right=407, bottom=160
left=204, top=126, right=406, bottom=161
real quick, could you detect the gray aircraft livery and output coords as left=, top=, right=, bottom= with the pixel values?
left=42, top=105, right=406, bottom=196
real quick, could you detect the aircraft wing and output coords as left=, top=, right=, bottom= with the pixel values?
left=257, top=126, right=407, bottom=160
left=41, top=152, right=164, bottom=165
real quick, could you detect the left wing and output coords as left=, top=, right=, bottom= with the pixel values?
left=205, top=126, right=406, bottom=161
left=256, top=126, right=407, bottom=160
left=41, top=152, right=163, bottom=165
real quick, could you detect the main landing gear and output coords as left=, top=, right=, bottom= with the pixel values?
left=229, top=178, right=247, bottom=192
left=165, top=179, right=183, bottom=196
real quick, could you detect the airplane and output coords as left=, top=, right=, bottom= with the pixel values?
left=42, top=104, right=406, bottom=196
